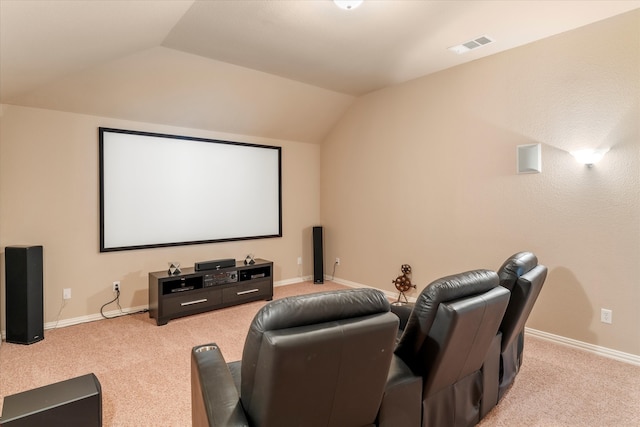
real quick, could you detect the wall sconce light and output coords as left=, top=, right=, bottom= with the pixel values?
left=570, top=148, right=609, bottom=167
left=333, top=0, right=363, bottom=10
left=517, top=143, right=541, bottom=174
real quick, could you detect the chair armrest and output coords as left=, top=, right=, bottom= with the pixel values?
left=377, top=355, right=422, bottom=427
left=191, top=344, right=249, bottom=427
left=480, top=332, right=502, bottom=418
left=390, top=303, right=414, bottom=331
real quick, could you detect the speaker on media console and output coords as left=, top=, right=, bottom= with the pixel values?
left=313, top=226, right=324, bottom=284
left=5, top=245, right=44, bottom=345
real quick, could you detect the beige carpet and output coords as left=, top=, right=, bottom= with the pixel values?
left=1, top=281, right=639, bottom=426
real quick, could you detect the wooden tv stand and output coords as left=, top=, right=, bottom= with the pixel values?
left=148, top=259, right=273, bottom=326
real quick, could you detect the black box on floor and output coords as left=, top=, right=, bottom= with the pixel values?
left=0, top=373, right=102, bottom=427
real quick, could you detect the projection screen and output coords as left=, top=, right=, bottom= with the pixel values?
left=99, top=128, right=282, bottom=252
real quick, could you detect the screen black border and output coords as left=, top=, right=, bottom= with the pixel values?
left=99, top=127, right=282, bottom=252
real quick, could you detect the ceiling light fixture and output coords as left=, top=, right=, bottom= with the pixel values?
left=333, top=0, right=363, bottom=10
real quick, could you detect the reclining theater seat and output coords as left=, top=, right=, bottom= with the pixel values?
left=495, top=251, right=548, bottom=400
left=191, top=288, right=399, bottom=427
left=381, top=270, right=510, bottom=427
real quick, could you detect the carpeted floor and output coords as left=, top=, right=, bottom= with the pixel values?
left=1, top=281, right=639, bottom=426
left=477, top=336, right=640, bottom=426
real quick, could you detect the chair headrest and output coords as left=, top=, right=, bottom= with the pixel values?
left=239, top=288, right=397, bottom=427
left=497, top=251, right=538, bottom=291
left=250, top=288, right=391, bottom=334
left=395, top=269, right=499, bottom=361
left=499, top=263, right=548, bottom=350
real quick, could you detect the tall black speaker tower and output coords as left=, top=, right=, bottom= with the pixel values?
left=5, top=245, right=44, bottom=344
left=313, top=226, right=324, bottom=284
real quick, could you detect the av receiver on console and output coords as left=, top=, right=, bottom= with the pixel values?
left=204, top=271, right=238, bottom=287
left=195, top=258, right=236, bottom=271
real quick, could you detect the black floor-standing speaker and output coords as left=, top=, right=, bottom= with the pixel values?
left=313, top=226, right=324, bottom=284
left=5, top=245, right=44, bottom=345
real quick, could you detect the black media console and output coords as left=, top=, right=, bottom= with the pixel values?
left=148, top=259, right=273, bottom=326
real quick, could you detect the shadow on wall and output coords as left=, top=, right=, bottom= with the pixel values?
left=528, top=266, right=596, bottom=344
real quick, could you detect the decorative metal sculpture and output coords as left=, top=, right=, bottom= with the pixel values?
left=168, top=262, right=181, bottom=275
left=392, top=264, right=416, bottom=305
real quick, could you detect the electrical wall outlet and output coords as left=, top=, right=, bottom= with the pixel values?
left=335, top=257, right=341, bottom=265
left=63, top=288, right=72, bottom=300
left=113, top=281, right=121, bottom=293
left=600, top=308, right=612, bottom=324
left=297, top=256, right=302, bottom=265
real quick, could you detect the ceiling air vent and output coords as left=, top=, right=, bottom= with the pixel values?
left=448, top=35, right=494, bottom=54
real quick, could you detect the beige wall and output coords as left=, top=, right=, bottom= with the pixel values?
left=1, top=9, right=638, bottom=358
left=0, top=105, right=321, bottom=327
left=321, top=10, right=640, bottom=355
left=8, top=47, right=355, bottom=145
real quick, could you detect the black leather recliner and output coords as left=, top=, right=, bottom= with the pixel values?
left=381, top=270, right=510, bottom=427
left=494, top=251, right=547, bottom=399
left=479, top=252, right=548, bottom=418
left=191, top=288, right=399, bottom=427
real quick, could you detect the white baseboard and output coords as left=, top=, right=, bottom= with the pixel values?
left=332, top=276, right=640, bottom=367
left=1, top=278, right=307, bottom=341
left=3, top=278, right=638, bottom=368
left=525, top=327, right=640, bottom=366
left=328, top=276, right=417, bottom=302
left=0, top=305, right=149, bottom=341
left=274, top=276, right=311, bottom=286
left=45, top=305, right=150, bottom=330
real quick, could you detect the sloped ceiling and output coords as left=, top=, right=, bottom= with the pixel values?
left=1, top=0, right=638, bottom=143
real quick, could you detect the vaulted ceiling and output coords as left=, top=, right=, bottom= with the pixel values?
left=1, top=0, right=638, bottom=143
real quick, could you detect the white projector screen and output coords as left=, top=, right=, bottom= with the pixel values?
left=99, top=128, right=282, bottom=252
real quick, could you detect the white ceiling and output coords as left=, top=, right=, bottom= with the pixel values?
left=161, top=0, right=640, bottom=95
left=1, top=0, right=638, bottom=142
